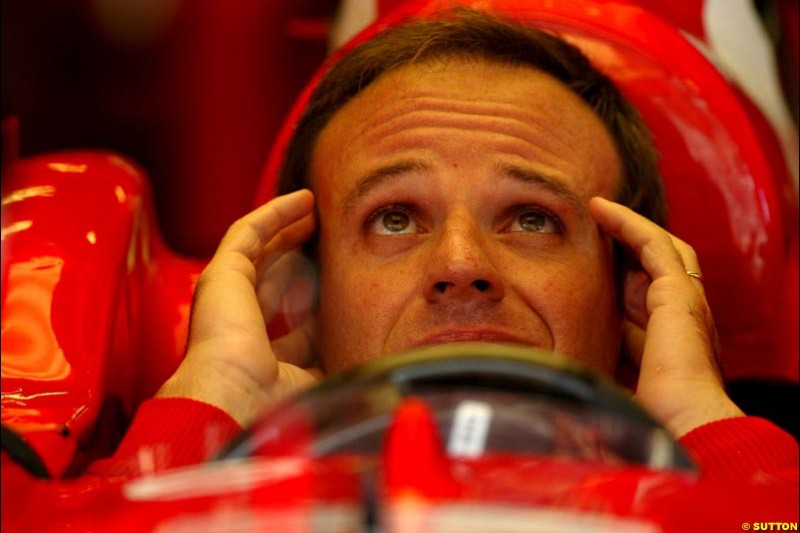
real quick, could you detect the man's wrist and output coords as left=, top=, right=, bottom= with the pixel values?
left=666, top=394, right=745, bottom=438
left=155, top=359, right=269, bottom=427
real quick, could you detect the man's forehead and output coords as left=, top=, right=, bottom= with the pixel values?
left=310, top=57, right=622, bottom=204
left=336, top=57, right=575, bottom=118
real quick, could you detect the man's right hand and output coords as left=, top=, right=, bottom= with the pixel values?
left=156, top=189, right=320, bottom=427
left=589, top=197, right=743, bottom=439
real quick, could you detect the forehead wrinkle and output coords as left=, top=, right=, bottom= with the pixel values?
left=341, top=159, right=432, bottom=215
left=496, top=162, right=588, bottom=218
left=362, top=95, right=576, bottom=153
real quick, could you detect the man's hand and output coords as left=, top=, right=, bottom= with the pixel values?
left=156, top=190, right=320, bottom=427
left=589, top=197, right=743, bottom=438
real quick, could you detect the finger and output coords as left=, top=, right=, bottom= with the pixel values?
left=271, top=319, right=317, bottom=368
left=206, top=206, right=314, bottom=292
left=189, top=263, right=270, bottom=347
left=589, top=197, right=688, bottom=280
left=189, top=192, right=314, bottom=345
left=669, top=235, right=706, bottom=296
left=217, top=189, right=314, bottom=261
left=257, top=211, right=315, bottom=268
left=590, top=197, right=714, bottom=346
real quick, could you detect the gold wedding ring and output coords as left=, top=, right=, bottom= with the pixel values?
left=686, top=270, right=703, bottom=281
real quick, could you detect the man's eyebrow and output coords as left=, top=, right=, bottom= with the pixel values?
left=496, top=162, right=585, bottom=214
left=342, top=159, right=431, bottom=214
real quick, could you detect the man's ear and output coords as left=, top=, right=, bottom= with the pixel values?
left=279, top=254, right=319, bottom=333
left=614, top=270, right=650, bottom=392
left=264, top=253, right=318, bottom=340
left=623, top=270, right=650, bottom=330
left=615, top=319, right=645, bottom=392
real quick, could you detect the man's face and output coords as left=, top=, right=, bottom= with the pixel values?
left=310, top=59, right=623, bottom=375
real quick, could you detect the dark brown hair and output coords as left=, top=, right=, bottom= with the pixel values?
left=278, top=8, right=665, bottom=227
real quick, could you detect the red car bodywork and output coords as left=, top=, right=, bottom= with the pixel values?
left=2, top=0, right=798, bottom=530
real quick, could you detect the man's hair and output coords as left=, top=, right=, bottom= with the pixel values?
left=278, top=7, right=666, bottom=226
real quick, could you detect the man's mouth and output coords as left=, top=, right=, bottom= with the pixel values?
left=411, top=329, right=528, bottom=348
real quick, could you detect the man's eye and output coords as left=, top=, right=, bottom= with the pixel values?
left=508, top=209, right=560, bottom=234
left=368, top=208, right=418, bottom=235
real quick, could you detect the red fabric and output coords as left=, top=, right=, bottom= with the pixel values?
left=86, top=398, right=241, bottom=479
left=679, top=416, right=799, bottom=486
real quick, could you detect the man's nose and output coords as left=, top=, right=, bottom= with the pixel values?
left=423, top=215, right=505, bottom=303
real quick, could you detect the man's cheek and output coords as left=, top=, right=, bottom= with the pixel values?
left=321, top=273, right=390, bottom=330
left=351, top=279, right=404, bottom=333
